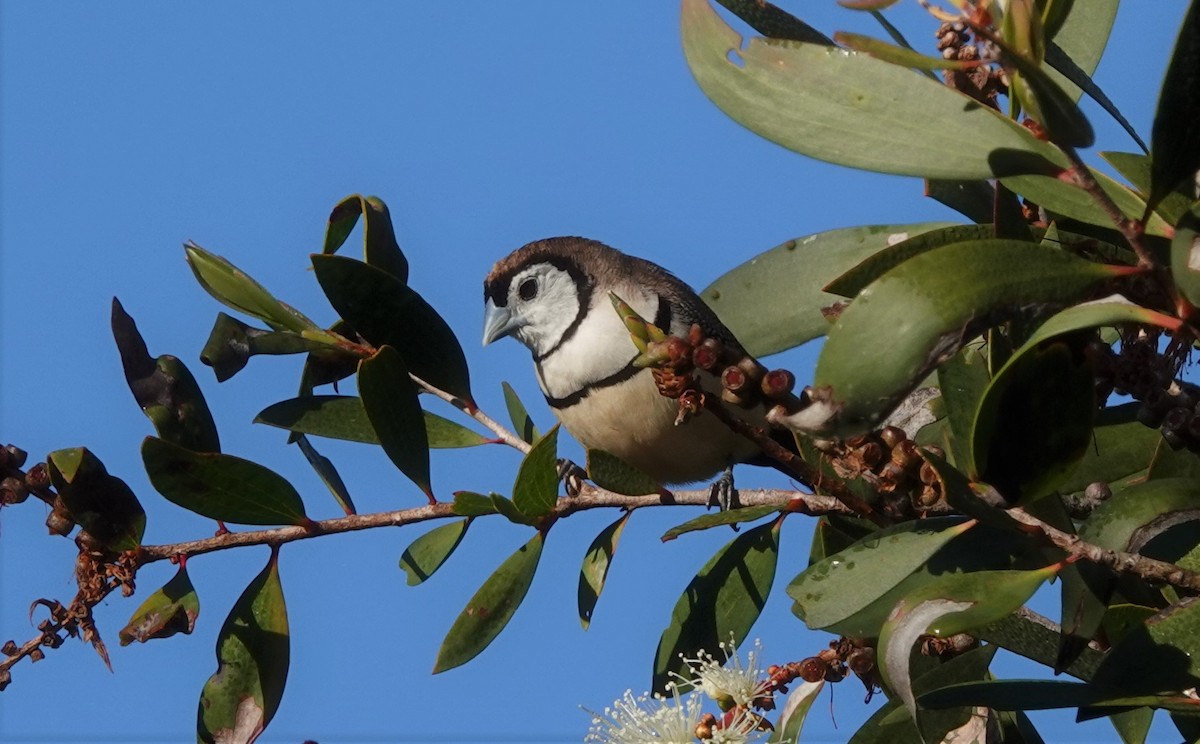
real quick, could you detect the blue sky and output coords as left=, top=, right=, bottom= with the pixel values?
left=1, top=2, right=1191, bottom=742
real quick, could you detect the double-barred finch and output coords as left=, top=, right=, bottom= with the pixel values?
left=482, top=237, right=785, bottom=487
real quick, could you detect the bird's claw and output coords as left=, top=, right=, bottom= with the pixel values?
left=707, top=466, right=740, bottom=513
left=557, top=458, right=587, bottom=497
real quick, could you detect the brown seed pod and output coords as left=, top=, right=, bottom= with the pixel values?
left=878, top=426, right=906, bottom=450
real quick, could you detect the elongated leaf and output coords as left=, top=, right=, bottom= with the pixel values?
left=400, top=519, right=470, bottom=586
left=824, top=224, right=990, bottom=300
left=47, top=447, right=146, bottom=551
left=835, top=31, right=968, bottom=70
left=702, top=223, right=955, bottom=356
left=512, top=425, right=559, bottom=518
left=788, top=517, right=972, bottom=630
left=1171, top=204, right=1200, bottom=308
left=1042, top=0, right=1117, bottom=102
left=142, top=436, right=309, bottom=526
left=714, top=0, right=831, bottom=45
left=661, top=504, right=782, bottom=541
left=1101, top=151, right=1191, bottom=226
left=809, top=241, right=1128, bottom=434
left=256, top=395, right=486, bottom=449
left=323, top=194, right=409, bottom=283
left=502, top=382, right=539, bottom=444
left=682, top=0, right=1062, bottom=179
left=358, top=346, right=433, bottom=498
left=1045, top=41, right=1147, bottom=153
left=769, top=680, right=823, bottom=744
left=119, top=564, right=199, bottom=645
left=586, top=449, right=661, bottom=496
left=312, top=254, right=473, bottom=405
left=433, top=532, right=544, bottom=673
left=1081, top=478, right=1200, bottom=553
left=1002, top=169, right=1172, bottom=237
left=879, top=566, right=1055, bottom=722
left=653, top=519, right=780, bottom=694
left=969, top=333, right=1096, bottom=503
left=1149, top=1, right=1200, bottom=211
left=185, top=242, right=316, bottom=334
left=198, top=549, right=289, bottom=744
left=936, top=343, right=991, bottom=466
left=578, top=512, right=631, bottom=629
left=112, top=298, right=220, bottom=453
left=451, top=491, right=499, bottom=517
left=293, top=434, right=355, bottom=516
left=1058, top=402, right=1164, bottom=496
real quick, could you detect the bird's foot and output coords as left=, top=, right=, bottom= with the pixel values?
left=557, top=458, right=587, bottom=497
left=707, top=465, right=740, bottom=512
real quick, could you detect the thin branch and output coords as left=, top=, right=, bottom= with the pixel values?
left=1009, top=506, right=1200, bottom=591
left=412, top=374, right=531, bottom=454
left=136, top=487, right=829, bottom=564
left=1058, top=146, right=1157, bottom=268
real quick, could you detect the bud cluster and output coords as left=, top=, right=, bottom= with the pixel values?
left=826, top=427, right=946, bottom=519
left=1092, top=336, right=1200, bottom=452
left=0, top=444, right=79, bottom=537
left=785, top=636, right=879, bottom=702
left=936, top=21, right=1007, bottom=108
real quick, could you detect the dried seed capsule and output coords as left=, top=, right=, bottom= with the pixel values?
left=46, top=507, right=74, bottom=537
left=761, top=369, right=795, bottom=399
left=3, top=445, right=28, bottom=469
left=721, top=366, right=748, bottom=393
left=891, top=439, right=921, bottom=470
left=1163, top=407, right=1191, bottom=433
left=878, top=426, right=906, bottom=450
left=798, top=657, right=826, bottom=683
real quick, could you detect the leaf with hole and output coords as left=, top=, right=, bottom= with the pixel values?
left=142, top=436, right=309, bottom=526
left=119, top=564, right=199, bottom=645
left=682, top=0, right=1062, bottom=179
left=433, top=531, right=543, bottom=673
left=197, top=549, right=289, bottom=744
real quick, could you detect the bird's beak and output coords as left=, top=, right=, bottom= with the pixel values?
left=482, top=298, right=522, bottom=346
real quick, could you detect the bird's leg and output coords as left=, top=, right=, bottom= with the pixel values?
left=557, top=458, right=587, bottom=497
left=708, top=465, right=740, bottom=511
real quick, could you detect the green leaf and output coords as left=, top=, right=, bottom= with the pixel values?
left=878, top=566, right=1057, bottom=722
left=769, top=680, right=824, bottom=744
left=491, top=493, right=538, bottom=526
left=1149, top=1, right=1200, bottom=212
left=256, top=395, right=486, bottom=449
left=399, top=519, right=470, bottom=586
left=199, top=312, right=333, bottom=383
left=112, top=298, right=221, bottom=453
left=1081, top=477, right=1200, bottom=553
left=969, top=333, right=1096, bottom=503
left=920, top=679, right=1103, bottom=711
left=585, top=449, right=661, bottom=496
left=682, top=0, right=1062, bottom=179
left=1171, top=204, right=1200, bottom=308
left=451, top=491, right=499, bottom=517
left=713, top=0, right=831, bottom=45
left=119, top=563, right=199, bottom=645
left=433, top=531, right=544, bottom=673
left=661, top=504, right=782, bottom=541
left=141, top=436, right=309, bottom=526
left=810, top=240, right=1126, bottom=434
left=936, top=343, right=991, bottom=466
left=502, top=381, right=539, bottom=444
left=47, top=447, right=146, bottom=552
left=652, top=519, right=780, bottom=694
left=824, top=224, right=991, bottom=300
left=835, top=31, right=968, bottom=70
left=578, top=512, right=631, bottom=629
left=1042, top=0, right=1116, bottom=102
left=184, top=242, right=316, bottom=334
left=322, top=194, right=409, bottom=283
left=293, top=434, right=355, bottom=516
left=197, top=549, right=289, bottom=744
left=1058, top=402, right=1164, bottom=495
left=787, top=517, right=973, bottom=631
left=702, top=223, right=955, bottom=356
left=1002, top=168, right=1172, bottom=237
left=358, top=346, right=432, bottom=499
left=1044, top=41, right=1146, bottom=153
left=1101, top=151, right=1191, bottom=226
left=512, top=425, right=559, bottom=518
left=312, top=253, right=474, bottom=406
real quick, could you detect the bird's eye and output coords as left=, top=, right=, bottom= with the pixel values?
left=518, top=277, right=538, bottom=301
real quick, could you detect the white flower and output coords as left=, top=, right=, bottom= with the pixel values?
left=584, top=686, right=703, bottom=744
left=709, top=706, right=774, bottom=744
left=678, top=638, right=773, bottom=710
